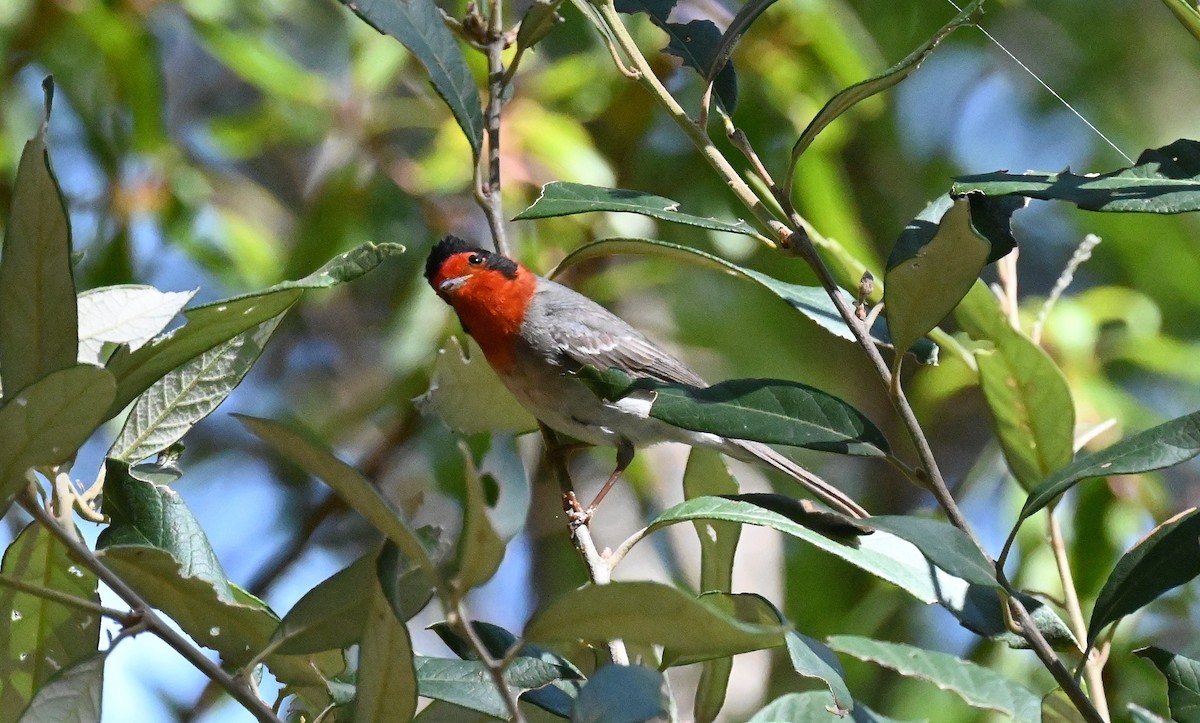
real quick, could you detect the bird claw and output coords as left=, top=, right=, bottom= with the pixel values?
left=562, top=491, right=593, bottom=527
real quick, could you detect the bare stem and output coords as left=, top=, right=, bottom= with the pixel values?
left=538, top=423, right=630, bottom=665
left=18, top=495, right=283, bottom=723
left=1048, top=511, right=1110, bottom=720
left=477, top=0, right=511, bottom=257
left=0, top=572, right=131, bottom=621
left=452, top=600, right=526, bottom=722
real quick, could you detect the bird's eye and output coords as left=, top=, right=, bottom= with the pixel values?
left=467, top=254, right=485, bottom=266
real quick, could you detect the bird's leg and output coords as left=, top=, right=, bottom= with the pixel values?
left=571, top=440, right=635, bottom=526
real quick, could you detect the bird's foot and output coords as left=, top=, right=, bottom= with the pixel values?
left=562, top=491, right=592, bottom=527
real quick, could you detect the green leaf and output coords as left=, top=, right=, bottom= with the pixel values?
left=1135, top=646, right=1200, bottom=723
left=337, top=0, right=483, bottom=159
left=1088, top=508, right=1200, bottom=647
left=412, top=701, right=498, bottom=722
left=857, top=515, right=997, bottom=589
left=96, top=458, right=233, bottom=601
left=452, top=441, right=505, bottom=594
left=0, top=523, right=101, bottom=723
left=785, top=631, right=853, bottom=715
left=477, top=434, right=530, bottom=543
left=1010, top=408, right=1200, bottom=536
left=516, top=0, right=566, bottom=51
left=416, top=336, right=539, bottom=434
left=683, top=451, right=740, bottom=723
left=15, top=654, right=104, bottom=723
left=0, top=79, right=78, bottom=399
left=104, top=242, right=402, bottom=420
left=1161, top=0, right=1200, bottom=42
left=637, top=495, right=1075, bottom=648
left=111, top=316, right=283, bottom=464
left=0, top=365, right=116, bottom=512
left=236, top=415, right=439, bottom=585
left=76, top=285, right=195, bottom=365
left=377, top=538, right=437, bottom=623
left=355, top=585, right=418, bottom=723
left=571, top=665, right=670, bottom=723
left=579, top=367, right=890, bottom=457
left=749, top=692, right=904, bottom=723
left=704, top=0, right=778, bottom=89
left=788, top=0, right=982, bottom=170
left=551, top=238, right=938, bottom=364
left=415, top=655, right=572, bottom=718
left=429, top=620, right=583, bottom=717
left=524, top=581, right=785, bottom=659
left=828, top=636, right=1041, bottom=722
left=953, top=140, right=1200, bottom=213
left=884, top=196, right=992, bottom=357
left=514, top=182, right=759, bottom=236
left=955, top=285, right=1075, bottom=490
left=273, top=549, right=378, bottom=655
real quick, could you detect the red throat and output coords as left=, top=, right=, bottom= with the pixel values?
left=446, top=266, right=536, bottom=373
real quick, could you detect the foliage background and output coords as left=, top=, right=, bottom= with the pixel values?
left=1, top=0, right=1198, bottom=719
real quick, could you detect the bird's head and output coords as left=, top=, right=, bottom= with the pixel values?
left=425, top=236, right=536, bottom=365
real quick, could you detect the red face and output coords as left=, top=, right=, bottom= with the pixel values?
left=428, top=251, right=491, bottom=301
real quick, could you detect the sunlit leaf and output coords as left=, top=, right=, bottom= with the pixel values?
left=551, top=237, right=938, bottom=364
left=858, top=515, right=997, bottom=589
left=0, top=523, right=100, bottom=722
left=1088, top=508, right=1200, bottom=647
left=338, top=0, right=484, bottom=159
left=954, top=140, right=1200, bottom=213
left=0, top=78, right=77, bottom=400
left=525, top=581, right=786, bottom=658
left=111, top=316, right=282, bottom=464
left=76, top=286, right=196, bottom=365
left=749, top=692, right=903, bottom=722
left=829, top=636, right=1041, bottom=722
left=515, top=183, right=759, bottom=235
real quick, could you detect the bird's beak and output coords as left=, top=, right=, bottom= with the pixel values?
left=437, top=275, right=469, bottom=293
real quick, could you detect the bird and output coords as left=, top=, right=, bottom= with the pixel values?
left=424, top=235, right=868, bottom=521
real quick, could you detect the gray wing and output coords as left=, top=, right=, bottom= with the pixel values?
left=525, top=279, right=705, bottom=387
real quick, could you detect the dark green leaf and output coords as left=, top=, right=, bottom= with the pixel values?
left=551, top=238, right=938, bottom=364
left=788, top=0, right=982, bottom=171
left=237, top=415, right=438, bottom=585
left=953, top=140, right=1200, bottom=213
left=884, top=196, right=992, bottom=357
left=858, top=515, right=997, bottom=589
left=704, top=0, right=778, bottom=87
left=104, top=242, right=402, bottom=420
left=15, top=654, right=104, bottom=723
left=516, top=0, right=566, bottom=51
left=578, top=367, right=890, bottom=457
left=273, top=550, right=378, bottom=655
left=111, top=316, right=283, bottom=463
left=429, top=620, right=583, bottom=717
left=338, top=0, right=483, bottom=158
left=415, top=655, right=571, bottom=718
left=571, top=665, right=669, bottom=723
left=1011, top=408, right=1200, bottom=535
left=524, top=581, right=785, bottom=659
left=828, top=636, right=1041, bottom=722
left=683, top=451, right=740, bottom=723
left=1088, top=509, right=1200, bottom=647
left=955, top=285, right=1075, bottom=491
left=514, top=183, right=759, bottom=235
left=355, top=585, right=418, bottom=723
left=96, top=458, right=233, bottom=601
left=0, top=366, right=116, bottom=512
left=1135, top=646, right=1200, bottom=723
left=0, top=78, right=77, bottom=399
left=0, top=523, right=100, bottom=723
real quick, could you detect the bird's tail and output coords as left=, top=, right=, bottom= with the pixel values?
left=724, top=439, right=869, bottom=519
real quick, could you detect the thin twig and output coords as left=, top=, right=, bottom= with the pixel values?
left=477, top=0, right=511, bottom=256
left=1048, top=511, right=1110, bottom=720
left=451, top=600, right=526, bottom=722
left=539, top=423, right=629, bottom=665
left=17, top=495, right=283, bottom=723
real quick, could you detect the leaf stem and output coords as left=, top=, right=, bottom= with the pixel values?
left=18, top=494, right=283, bottom=723
left=451, top=600, right=526, bottom=722
left=474, top=0, right=511, bottom=257
left=1048, top=510, right=1110, bottom=720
